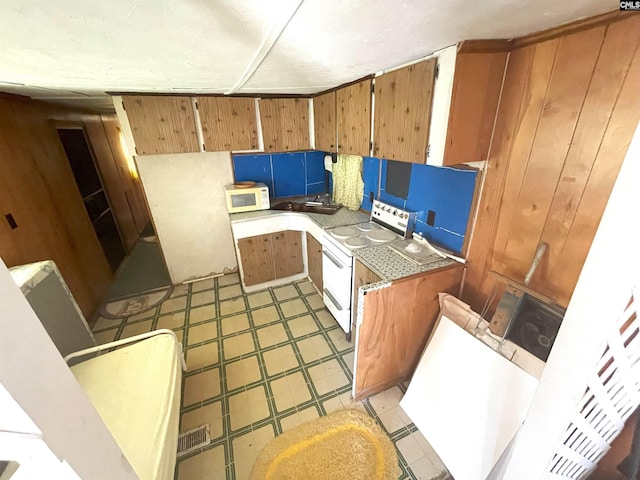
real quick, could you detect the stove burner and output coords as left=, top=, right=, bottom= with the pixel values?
left=331, top=226, right=358, bottom=238
left=356, top=222, right=380, bottom=232
left=344, top=236, right=370, bottom=249
left=366, top=229, right=397, bottom=243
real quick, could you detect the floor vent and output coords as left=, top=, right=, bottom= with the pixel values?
left=177, top=424, right=210, bottom=457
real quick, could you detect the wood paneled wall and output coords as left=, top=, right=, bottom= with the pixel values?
left=0, top=95, right=113, bottom=317
left=0, top=95, right=149, bottom=318
left=464, top=15, right=640, bottom=311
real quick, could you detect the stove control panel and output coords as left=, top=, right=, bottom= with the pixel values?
left=371, top=201, right=416, bottom=238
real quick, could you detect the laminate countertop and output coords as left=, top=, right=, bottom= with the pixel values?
left=229, top=207, right=460, bottom=282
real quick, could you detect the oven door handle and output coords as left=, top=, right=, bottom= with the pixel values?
left=324, top=289, right=345, bottom=311
left=322, top=249, right=345, bottom=269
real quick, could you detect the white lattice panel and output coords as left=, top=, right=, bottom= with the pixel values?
left=545, top=287, right=640, bottom=479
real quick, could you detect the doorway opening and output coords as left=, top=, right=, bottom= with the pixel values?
left=57, top=127, right=125, bottom=272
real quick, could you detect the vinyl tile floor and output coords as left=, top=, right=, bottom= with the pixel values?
left=93, top=274, right=451, bottom=480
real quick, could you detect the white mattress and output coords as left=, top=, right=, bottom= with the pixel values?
left=71, top=333, right=182, bottom=480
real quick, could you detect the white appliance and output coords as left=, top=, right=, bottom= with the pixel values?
left=321, top=201, right=414, bottom=337
left=224, top=182, right=270, bottom=213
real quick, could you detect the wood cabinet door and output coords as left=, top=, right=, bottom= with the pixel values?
left=237, top=234, right=275, bottom=286
left=121, top=96, right=199, bottom=155
left=272, top=230, right=304, bottom=279
left=198, top=97, right=259, bottom=151
left=306, top=232, right=323, bottom=292
left=443, top=51, right=507, bottom=166
left=373, top=59, right=437, bottom=163
left=354, top=265, right=462, bottom=400
left=337, top=79, right=372, bottom=157
left=351, top=260, right=382, bottom=332
left=313, top=91, right=337, bottom=152
left=259, top=98, right=310, bottom=152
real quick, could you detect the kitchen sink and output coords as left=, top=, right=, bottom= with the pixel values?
left=270, top=199, right=343, bottom=215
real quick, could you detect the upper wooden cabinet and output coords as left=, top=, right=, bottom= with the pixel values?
left=373, top=59, right=437, bottom=163
left=313, top=91, right=337, bottom=152
left=337, top=79, right=372, bottom=157
left=259, top=98, right=310, bottom=152
left=121, top=96, right=199, bottom=155
left=425, top=43, right=508, bottom=166
left=442, top=48, right=509, bottom=166
left=197, top=97, right=258, bottom=151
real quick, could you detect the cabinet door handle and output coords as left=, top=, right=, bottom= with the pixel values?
left=324, top=289, right=344, bottom=311
left=322, top=250, right=345, bottom=269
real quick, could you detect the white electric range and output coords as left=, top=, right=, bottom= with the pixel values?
left=321, top=201, right=416, bottom=338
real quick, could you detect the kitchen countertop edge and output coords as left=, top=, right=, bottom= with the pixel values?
left=229, top=209, right=463, bottom=282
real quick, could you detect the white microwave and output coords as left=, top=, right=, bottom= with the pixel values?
left=224, top=183, right=270, bottom=213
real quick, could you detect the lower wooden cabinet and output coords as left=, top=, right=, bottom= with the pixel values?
left=237, top=230, right=303, bottom=286
left=351, top=260, right=382, bottom=331
left=306, top=232, right=322, bottom=292
left=353, top=264, right=463, bottom=400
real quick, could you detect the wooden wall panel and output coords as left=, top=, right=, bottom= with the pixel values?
left=259, top=98, right=309, bottom=152
left=464, top=15, right=640, bottom=311
left=313, top=91, right=337, bottom=152
left=100, top=115, right=150, bottom=235
left=0, top=96, right=112, bottom=318
left=497, top=27, right=605, bottom=278
left=537, top=18, right=640, bottom=304
left=198, top=97, right=258, bottom=151
left=373, top=59, right=436, bottom=163
left=337, top=79, right=372, bottom=157
left=121, top=96, right=199, bottom=154
left=462, top=46, right=535, bottom=310
left=443, top=51, right=508, bottom=165
left=81, top=119, right=139, bottom=251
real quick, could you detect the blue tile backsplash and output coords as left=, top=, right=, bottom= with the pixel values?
left=365, top=157, right=477, bottom=254
left=233, top=150, right=477, bottom=255
left=233, top=151, right=327, bottom=198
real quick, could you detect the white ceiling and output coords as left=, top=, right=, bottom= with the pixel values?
left=0, top=0, right=616, bottom=112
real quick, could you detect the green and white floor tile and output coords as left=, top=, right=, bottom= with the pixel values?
left=92, top=273, right=451, bottom=480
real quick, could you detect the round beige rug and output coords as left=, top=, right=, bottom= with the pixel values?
left=98, top=286, right=173, bottom=319
left=251, top=409, right=399, bottom=480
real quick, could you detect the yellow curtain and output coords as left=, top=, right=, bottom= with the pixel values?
left=332, top=154, right=364, bottom=210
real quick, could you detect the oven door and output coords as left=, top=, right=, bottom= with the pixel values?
left=322, top=244, right=353, bottom=333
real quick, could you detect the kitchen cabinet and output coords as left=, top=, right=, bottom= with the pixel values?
left=373, top=59, right=437, bottom=163
left=237, top=230, right=303, bottom=286
left=426, top=43, right=508, bottom=166
left=121, top=96, right=200, bottom=155
left=336, top=79, right=372, bottom=157
left=197, top=97, right=259, bottom=151
left=441, top=45, right=509, bottom=166
left=353, top=264, right=462, bottom=400
left=272, top=230, right=304, bottom=279
left=313, top=91, right=337, bottom=152
left=306, top=232, right=322, bottom=292
left=259, top=98, right=310, bottom=152
left=351, top=260, right=382, bottom=332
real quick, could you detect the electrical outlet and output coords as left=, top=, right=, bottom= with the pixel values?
left=427, top=210, right=436, bottom=226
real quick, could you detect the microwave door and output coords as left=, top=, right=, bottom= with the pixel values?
left=231, top=193, right=257, bottom=208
